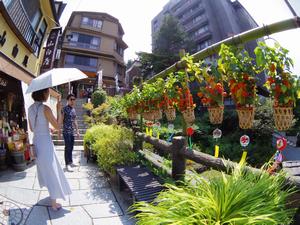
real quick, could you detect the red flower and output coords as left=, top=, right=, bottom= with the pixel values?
left=186, top=127, right=194, bottom=136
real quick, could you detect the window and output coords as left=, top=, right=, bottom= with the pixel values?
left=116, top=64, right=124, bottom=75
left=197, top=40, right=211, bottom=51
left=81, top=17, right=103, bottom=29
left=194, top=25, right=209, bottom=37
left=69, top=32, right=100, bottom=50
left=33, top=19, right=47, bottom=56
left=65, top=54, right=98, bottom=68
left=114, top=42, right=124, bottom=56
left=192, top=14, right=204, bottom=24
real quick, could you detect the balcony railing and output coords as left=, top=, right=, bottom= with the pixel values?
left=64, top=63, right=97, bottom=73
left=68, top=41, right=99, bottom=50
left=2, top=0, right=37, bottom=51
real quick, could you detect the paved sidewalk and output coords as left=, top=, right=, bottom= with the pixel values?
left=0, top=149, right=135, bottom=225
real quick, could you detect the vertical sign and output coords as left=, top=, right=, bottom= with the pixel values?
left=40, top=27, right=61, bottom=72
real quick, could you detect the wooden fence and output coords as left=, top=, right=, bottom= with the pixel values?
left=134, top=132, right=300, bottom=189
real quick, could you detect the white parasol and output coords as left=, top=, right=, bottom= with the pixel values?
left=26, top=68, right=88, bottom=94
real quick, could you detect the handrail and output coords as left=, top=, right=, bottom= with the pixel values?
left=146, top=16, right=300, bottom=84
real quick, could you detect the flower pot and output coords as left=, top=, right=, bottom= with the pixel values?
left=0, top=150, right=7, bottom=170
left=182, top=107, right=195, bottom=125
left=128, top=110, right=138, bottom=120
left=165, top=108, right=176, bottom=121
left=273, top=107, right=294, bottom=131
left=10, top=150, right=26, bottom=171
left=142, top=111, right=154, bottom=121
left=153, top=109, right=162, bottom=120
left=208, top=106, right=224, bottom=124
left=236, top=107, right=255, bottom=129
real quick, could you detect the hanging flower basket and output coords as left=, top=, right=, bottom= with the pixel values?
left=128, top=110, right=138, bottom=120
left=165, top=107, right=176, bottom=121
left=208, top=106, right=224, bottom=125
left=182, top=107, right=195, bottom=125
left=236, top=107, right=255, bottom=129
left=273, top=107, right=294, bottom=131
left=153, top=109, right=162, bottom=120
left=142, top=111, right=154, bottom=121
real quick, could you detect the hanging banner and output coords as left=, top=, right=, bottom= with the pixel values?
left=40, top=27, right=62, bottom=72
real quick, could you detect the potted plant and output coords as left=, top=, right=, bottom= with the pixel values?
left=162, top=73, right=179, bottom=121
left=141, top=78, right=165, bottom=121
left=123, top=86, right=140, bottom=120
left=218, top=44, right=258, bottom=129
left=255, top=42, right=300, bottom=131
left=195, top=61, right=227, bottom=124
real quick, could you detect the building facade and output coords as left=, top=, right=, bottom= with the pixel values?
left=0, top=0, right=64, bottom=124
left=0, top=0, right=64, bottom=163
left=59, top=11, right=128, bottom=97
left=152, top=0, right=259, bottom=54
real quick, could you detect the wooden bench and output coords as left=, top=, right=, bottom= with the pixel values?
left=116, top=165, right=164, bottom=203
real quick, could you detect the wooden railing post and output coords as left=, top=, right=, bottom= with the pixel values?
left=171, top=136, right=187, bottom=181
left=133, top=129, right=143, bottom=152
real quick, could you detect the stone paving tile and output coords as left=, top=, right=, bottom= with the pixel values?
left=0, top=195, right=32, bottom=225
left=83, top=202, right=123, bottom=218
left=25, top=205, right=51, bottom=225
left=2, top=187, right=40, bottom=205
left=49, top=206, right=92, bottom=225
left=33, top=177, right=48, bottom=191
left=67, top=178, right=80, bottom=190
left=1, top=177, right=36, bottom=189
left=69, top=188, right=116, bottom=206
left=0, top=169, right=33, bottom=180
left=38, top=191, right=70, bottom=207
left=78, top=177, right=109, bottom=190
left=93, top=215, right=136, bottom=225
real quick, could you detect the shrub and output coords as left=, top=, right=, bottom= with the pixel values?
left=84, top=124, right=137, bottom=174
left=91, top=88, right=107, bottom=107
left=131, top=166, right=296, bottom=225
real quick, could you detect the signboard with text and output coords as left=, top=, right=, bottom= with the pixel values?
left=40, top=27, right=61, bottom=72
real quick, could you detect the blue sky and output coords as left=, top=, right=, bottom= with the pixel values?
left=59, top=0, right=300, bottom=75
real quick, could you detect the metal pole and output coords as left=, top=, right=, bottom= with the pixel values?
left=146, top=16, right=300, bottom=84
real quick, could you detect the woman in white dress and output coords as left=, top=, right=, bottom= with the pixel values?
left=28, top=88, right=72, bottom=211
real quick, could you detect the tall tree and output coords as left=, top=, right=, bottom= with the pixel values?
left=136, top=14, right=195, bottom=80
left=153, top=14, right=195, bottom=56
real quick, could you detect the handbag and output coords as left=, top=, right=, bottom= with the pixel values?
left=30, top=103, right=42, bottom=160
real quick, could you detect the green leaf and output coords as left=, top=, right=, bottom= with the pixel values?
left=281, top=85, right=287, bottom=93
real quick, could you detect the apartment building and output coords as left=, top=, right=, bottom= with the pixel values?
left=59, top=11, right=128, bottom=96
left=152, top=0, right=259, bottom=54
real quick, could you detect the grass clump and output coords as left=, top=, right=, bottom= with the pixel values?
left=131, top=165, right=296, bottom=225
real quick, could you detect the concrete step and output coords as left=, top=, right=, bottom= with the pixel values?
left=52, top=134, right=85, bottom=139
left=53, top=139, right=84, bottom=146
left=56, top=129, right=87, bottom=134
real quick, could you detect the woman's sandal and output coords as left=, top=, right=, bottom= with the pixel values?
left=51, top=203, right=62, bottom=211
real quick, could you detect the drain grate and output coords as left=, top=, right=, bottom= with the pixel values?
left=0, top=201, right=23, bottom=225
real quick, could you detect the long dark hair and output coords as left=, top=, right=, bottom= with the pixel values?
left=31, top=88, right=49, bottom=102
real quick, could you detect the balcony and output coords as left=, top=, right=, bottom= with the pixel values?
left=0, top=0, right=37, bottom=52
left=184, top=17, right=208, bottom=33
left=181, top=7, right=205, bottom=24
left=173, top=0, right=200, bottom=17
left=192, top=30, right=212, bottom=43
left=64, top=63, right=97, bottom=73
left=67, top=41, right=99, bottom=50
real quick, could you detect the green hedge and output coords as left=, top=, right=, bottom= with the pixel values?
left=84, top=124, right=137, bottom=174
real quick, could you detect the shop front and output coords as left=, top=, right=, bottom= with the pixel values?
left=0, top=57, right=60, bottom=172
left=0, top=71, right=29, bottom=171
